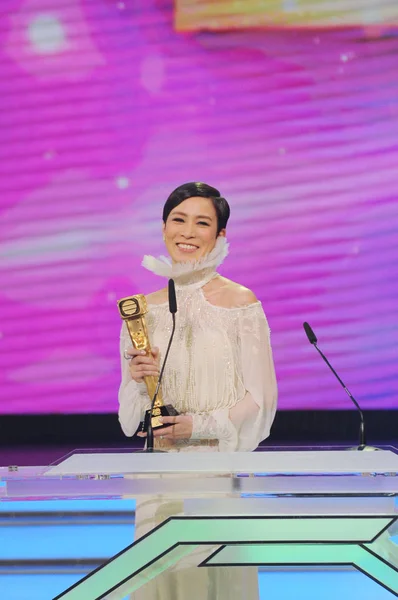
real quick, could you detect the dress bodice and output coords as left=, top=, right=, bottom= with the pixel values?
left=123, top=287, right=264, bottom=414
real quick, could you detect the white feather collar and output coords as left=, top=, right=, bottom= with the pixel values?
left=142, top=236, right=229, bottom=287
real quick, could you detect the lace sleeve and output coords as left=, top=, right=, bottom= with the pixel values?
left=233, top=303, right=278, bottom=450
left=190, top=303, right=277, bottom=451
left=190, top=408, right=238, bottom=451
left=118, top=324, right=151, bottom=437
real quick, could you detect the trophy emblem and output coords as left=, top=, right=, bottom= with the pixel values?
left=117, top=294, right=178, bottom=432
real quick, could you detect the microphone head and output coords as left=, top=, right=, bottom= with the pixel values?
left=168, top=279, right=177, bottom=314
left=303, top=321, right=317, bottom=345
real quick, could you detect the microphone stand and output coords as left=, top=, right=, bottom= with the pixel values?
left=303, top=322, right=378, bottom=452
left=145, top=278, right=177, bottom=452
left=312, top=343, right=367, bottom=450
left=146, top=312, right=176, bottom=453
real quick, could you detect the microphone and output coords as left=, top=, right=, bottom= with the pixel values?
left=168, top=277, right=177, bottom=314
left=146, top=279, right=177, bottom=452
left=303, top=321, right=373, bottom=451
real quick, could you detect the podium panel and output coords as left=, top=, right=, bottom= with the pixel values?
left=1, top=447, right=397, bottom=600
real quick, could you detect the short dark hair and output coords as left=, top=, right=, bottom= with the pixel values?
left=162, top=182, right=230, bottom=235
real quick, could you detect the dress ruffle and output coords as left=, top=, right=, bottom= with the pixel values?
left=141, top=236, right=229, bottom=287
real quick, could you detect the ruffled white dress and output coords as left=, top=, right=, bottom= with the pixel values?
left=118, top=238, right=278, bottom=599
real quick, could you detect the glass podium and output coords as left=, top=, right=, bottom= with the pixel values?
left=1, top=446, right=397, bottom=600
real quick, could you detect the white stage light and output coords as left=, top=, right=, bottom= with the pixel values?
left=28, top=14, right=67, bottom=54
left=116, top=177, right=130, bottom=189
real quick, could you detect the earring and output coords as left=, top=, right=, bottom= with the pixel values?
left=163, top=235, right=166, bottom=242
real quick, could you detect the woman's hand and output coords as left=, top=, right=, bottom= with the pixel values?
left=137, top=415, right=193, bottom=440
left=125, top=346, right=159, bottom=383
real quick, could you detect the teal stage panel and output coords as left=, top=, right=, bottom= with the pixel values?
left=3, top=570, right=398, bottom=600
left=1, top=449, right=397, bottom=599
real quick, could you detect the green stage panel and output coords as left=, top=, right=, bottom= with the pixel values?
left=54, top=516, right=397, bottom=600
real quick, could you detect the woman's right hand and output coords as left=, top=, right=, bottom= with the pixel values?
left=125, top=346, right=160, bottom=383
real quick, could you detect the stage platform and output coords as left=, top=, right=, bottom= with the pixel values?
left=1, top=445, right=397, bottom=600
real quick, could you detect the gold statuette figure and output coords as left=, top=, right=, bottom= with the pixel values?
left=117, top=294, right=178, bottom=431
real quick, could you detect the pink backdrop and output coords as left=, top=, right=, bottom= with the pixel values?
left=0, top=0, right=397, bottom=414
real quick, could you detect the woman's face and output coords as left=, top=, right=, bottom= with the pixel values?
left=163, top=196, right=225, bottom=263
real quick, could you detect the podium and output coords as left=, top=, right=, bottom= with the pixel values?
left=1, top=447, right=398, bottom=600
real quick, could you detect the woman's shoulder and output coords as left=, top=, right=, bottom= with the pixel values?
left=146, top=288, right=168, bottom=306
left=205, top=276, right=259, bottom=309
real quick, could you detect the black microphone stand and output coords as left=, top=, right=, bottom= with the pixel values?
left=145, top=279, right=177, bottom=452
left=303, top=322, right=378, bottom=452
left=146, top=311, right=176, bottom=452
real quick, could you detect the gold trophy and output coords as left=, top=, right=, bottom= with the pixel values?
left=117, top=294, right=178, bottom=432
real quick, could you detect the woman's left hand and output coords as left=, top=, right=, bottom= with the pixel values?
left=137, top=415, right=193, bottom=440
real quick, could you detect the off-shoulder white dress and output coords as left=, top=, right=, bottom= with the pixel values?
left=118, top=240, right=277, bottom=599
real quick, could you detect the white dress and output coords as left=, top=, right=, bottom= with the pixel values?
left=118, top=238, right=278, bottom=599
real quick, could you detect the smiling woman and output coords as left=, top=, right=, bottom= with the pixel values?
left=118, top=182, right=278, bottom=599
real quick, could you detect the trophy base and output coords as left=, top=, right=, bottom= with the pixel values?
left=141, top=405, right=179, bottom=433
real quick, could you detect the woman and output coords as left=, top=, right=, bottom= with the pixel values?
left=119, top=182, right=277, bottom=599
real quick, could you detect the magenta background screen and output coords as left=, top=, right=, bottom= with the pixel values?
left=0, top=0, right=397, bottom=414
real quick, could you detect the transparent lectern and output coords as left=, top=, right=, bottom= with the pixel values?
left=2, top=447, right=398, bottom=600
